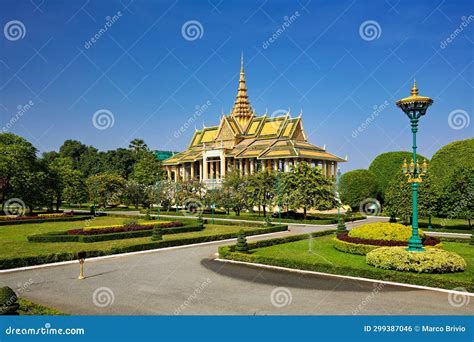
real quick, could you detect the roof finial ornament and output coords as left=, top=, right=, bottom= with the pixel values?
left=298, top=109, right=302, bottom=117
left=411, top=79, right=418, bottom=96
left=241, top=51, right=244, bottom=71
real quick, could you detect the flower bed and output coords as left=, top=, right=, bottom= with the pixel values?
left=67, top=221, right=183, bottom=235
left=28, top=222, right=204, bottom=243
left=0, top=215, right=91, bottom=226
left=334, top=233, right=441, bottom=255
left=0, top=212, right=74, bottom=221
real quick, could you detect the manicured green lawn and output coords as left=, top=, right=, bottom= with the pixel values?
left=247, top=235, right=474, bottom=290
left=0, top=216, right=265, bottom=260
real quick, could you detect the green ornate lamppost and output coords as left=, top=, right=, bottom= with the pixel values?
left=336, top=168, right=347, bottom=233
left=396, top=80, right=433, bottom=252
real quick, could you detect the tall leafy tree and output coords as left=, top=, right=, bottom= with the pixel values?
left=85, top=173, right=125, bottom=208
left=131, top=151, right=163, bottom=186
left=339, top=169, right=379, bottom=210
left=247, top=170, right=276, bottom=217
left=283, top=162, right=336, bottom=219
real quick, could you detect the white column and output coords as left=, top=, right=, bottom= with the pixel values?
left=203, top=157, right=208, bottom=180
left=220, top=153, right=226, bottom=179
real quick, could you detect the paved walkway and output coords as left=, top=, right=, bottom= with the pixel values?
left=1, top=217, right=472, bottom=315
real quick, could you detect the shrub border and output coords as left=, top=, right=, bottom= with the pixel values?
left=27, top=223, right=205, bottom=243
left=1, top=225, right=288, bottom=270
left=218, top=231, right=473, bottom=292
left=0, top=216, right=93, bottom=226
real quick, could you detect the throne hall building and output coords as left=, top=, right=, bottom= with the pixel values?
left=163, top=56, right=346, bottom=186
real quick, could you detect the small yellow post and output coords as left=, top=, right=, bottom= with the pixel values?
left=78, top=259, right=85, bottom=280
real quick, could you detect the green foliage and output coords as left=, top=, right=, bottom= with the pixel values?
left=123, top=217, right=139, bottom=227
left=437, top=167, right=473, bottom=227
left=221, top=171, right=247, bottom=216
left=333, top=237, right=379, bottom=255
left=264, top=215, right=273, bottom=226
left=246, top=170, right=277, bottom=217
left=0, top=286, right=19, bottom=315
left=235, top=230, right=249, bottom=252
left=282, top=161, right=336, bottom=219
left=151, top=227, right=163, bottom=241
left=366, top=247, right=466, bottom=273
left=429, top=138, right=474, bottom=192
left=85, top=173, right=125, bottom=208
left=17, top=298, right=65, bottom=316
left=368, top=151, right=426, bottom=202
left=339, top=169, right=379, bottom=210
left=348, top=222, right=425, bottom=241
left=384, top=171, right=412, bottom=224
left=130, top=151, right=163, bottom=186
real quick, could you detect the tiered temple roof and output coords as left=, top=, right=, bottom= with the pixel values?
left=163, top=55, right=346, bottom=167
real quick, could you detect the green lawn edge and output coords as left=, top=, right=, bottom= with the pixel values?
left=218, top=231, right=474, bottom=292
left=17, top=298, right=66, bottom=315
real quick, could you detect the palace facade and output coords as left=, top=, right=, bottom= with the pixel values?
left=163, top=56, right=346, bottom=186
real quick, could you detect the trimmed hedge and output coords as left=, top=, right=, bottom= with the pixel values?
left=366, top=247, right=467, bottom=273
left=28, top=223, right=205, bottom=243
left=219, top=232, right=473, bottom=292
left=333, top=237, right=379, bottom=255
left=0, top=215, right=93, bottom=226
left=1, top=225, right=288, bottom=269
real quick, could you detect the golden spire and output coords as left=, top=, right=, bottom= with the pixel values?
left=231, top=53, right=254, bottom=128
left=411, top=79, right=418, bottom=96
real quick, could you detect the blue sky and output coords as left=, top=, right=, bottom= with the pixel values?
left=1, top=0, right=472, bottom=171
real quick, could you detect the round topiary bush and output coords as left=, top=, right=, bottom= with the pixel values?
left=366, top=247, right=466, bottom=273
left=0, top=286, right=19, bottom=315
left=348, top=222, right=425, bottom=241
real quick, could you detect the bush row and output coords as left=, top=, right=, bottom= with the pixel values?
left=337, top=233, right=440, bottom=247
left=27, top=223, right=204, bottom=243
left=2, top=225, right=288, bottom=269
left=67, top=221, right=183, bottom=235
left=332, top=237, right=379, bottom=255
left=0, top=216, right=92, bottom=226
left=219, top=234, right=473, bottom=292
